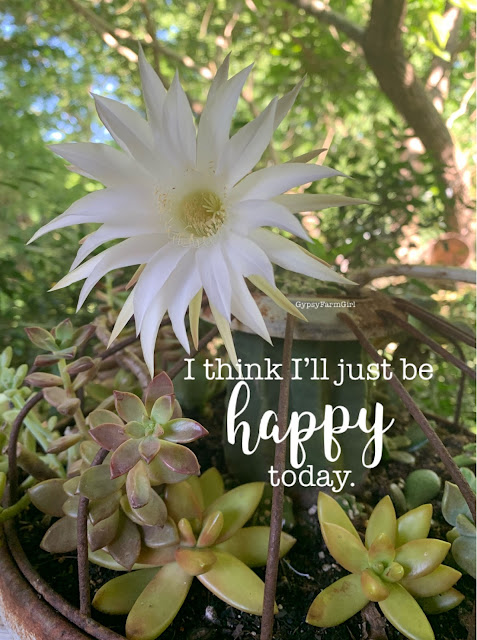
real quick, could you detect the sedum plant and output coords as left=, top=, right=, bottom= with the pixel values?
left=93, top=468, right=295, bottom=640
left=306, top=492, right=463, bottom=640
left=442, top=477, right=476, bottom=579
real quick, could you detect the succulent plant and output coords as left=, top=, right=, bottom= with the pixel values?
left=306, top=492, right=463, bottom=640
left=93, top=468, right=296, bottom=640
left=452, top=443, right=476, bottom=469
left=25, top=319, right=95, bottom=368
left=88, top=371, right=207, bottom=488
left=390, top=469, right=442, bottom=515
left=442, top=476, right=476, bottom=579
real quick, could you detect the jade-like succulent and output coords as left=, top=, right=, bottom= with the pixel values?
left=93, top=468, right=296, bottom=640
left=453, top=443, right=476, bottom=469
left=25, top=319, right=95, bottom=368
left=89, top=372, right=207, bottom=488
left=390, top=469, right=441, bottom=515
left=442, top=477, right=476, bottom=579
left=306, top=492, right=463, bottom=640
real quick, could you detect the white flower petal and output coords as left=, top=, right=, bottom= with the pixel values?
left=92, top=94, right=157, bottom=171
left=273, top=193, right=370, bottom=213
left=133, top=243, right=189, bottom=331
left=222, top=232, right=275, bottom=285
left=196, top=243, right=232, bottom=321
left=138, top=45, right=167, bottom=132
left=218, top=98, right=277, bottom=186
left=76, top=234, right=163, bottom=309
left=210, top=304, right=238, bottom=369
left=226, top=266, right=271, bottom=343
left=252, top=229, right=354, bottom=285
left=49, top=254, right=104, bottom=291
left=161, top=73, right=196, bottom=169
left=232, top=199, right=310, bottom=241
left=231, top=163, right=345, bottom=202
left=49, top=142, right=146, bottom=188
left=165, top=252, right=201, bottom=353
left=273, top=78, right=305, bottom=130
left=140, top=295, right=168, bottom=378
left=206, top=54, right=231, bottom=103
left=197, top=64, right=253, bottom=172
left=109, top=289, right=135, bottom=346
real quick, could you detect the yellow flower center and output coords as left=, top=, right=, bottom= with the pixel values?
left=177, top=190, right=226, bottom=239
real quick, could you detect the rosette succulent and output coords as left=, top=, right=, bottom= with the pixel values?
left=93, top=468, right=296, bottom=640
left=89, top=371, right=207, bottom=490
left=29, top=50, right=367, bottom=375
left=306, top=492, right=463, bottom=640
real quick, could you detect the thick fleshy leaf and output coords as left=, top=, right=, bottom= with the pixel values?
left=317, top=492, right=361, bottom=541
left=204, top=482, right=264, bottom=544
left=29, top=479, right=67, bottom=517
left=93, top=567, right=159, bottom=615
left=395, top=539, right=450, bottom=579
left=150, top=394, right=174, bottom=424
left=121, top=490, right=167, bottom=527
left=138, top=436, right=161, bottom=464
left=137, top=545, right=177, bottom=567
left=88, top=510, right=120, bottom=551
left=178, top=518, right=197, bottom=546
left=107, top=514, right=141, bottom=570
left=25, top=372, right=63, bottom=388
left=417, top=588, right=465, bottom=615
left=89, top=423, right=128, bottom=451
left=403, top=565, right=462, bottom=598
left=442, top=481, right=473, bottom=527
left=144, top=372, right=175, bottom=413
left=80, top=440, right=101, bottom=465
left=66, top=355, right=96, bottom=375
left=361, top=569, right=390, bottom=602
left=175, top=547, right=217, bottom=576
left=89, top=491, right=122, bottom=525
left=321, top=523, right=368, bottom=574
left=365, top=496, right=396, bottom=549
left=63, top=476, right=80, bottom=496
left=62, top=494, right=80, bottom=517
left=306, top=573, right=368, bottom=627
left=368, top=533, right=395, bottom=566
left=79, top=464, right=125, bottom=500
left=197, top=511, right=224, bottom=548
left=47, top=433, right=83, bottom=454
left=159, top=440, right=200, bottom=476
left=126, top=563, right=192, bottom=640
left=110, top=439, right=141, bottom=479
left=379, top=583, right=434, bottom=640
left=41, top=516, right=78, bottom=553
left=197, top=550, right=272, bottom=615
left=452, top=534, right=476, bottom=577
left=43, top=387, right=80, bottom=416
left=88, top=409, right=124, bottom=429
left=125, top=421, right=146, bottom=438
left=147, top=453, right=190, bottom=486
left=142, top=518, right=179, bottom=549
left=114, top=391, right=147, bottom=423
left=396, top=504, right=433, bottom=547
left=127, top=460, right=152, bottom=509
left=199, top=467, right=224, bottom=508
left=162, top=418, right=208, bottom=444
left=216, top=526, right=295, bottom=567
left=25, top=326, right=57, bottom=351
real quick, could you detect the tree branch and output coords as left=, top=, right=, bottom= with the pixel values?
left=286, top=0, right=364, bottom=44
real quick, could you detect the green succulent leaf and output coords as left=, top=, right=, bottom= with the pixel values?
left=43, top=387, right=80, bottom=416
left=107, top=513, right=141, bottom=571
left=88, top=510, right=120, bottom=552
left=88, top=409, right=124, bottom=429
left=25, top=326, right=57, bottom=351
left=144, top=372, right=175, bottom=414
left=402, top=565, right=462, bottom=598
left=138, top=435, right=161, bottom=464
left=147, top=454, right=190, bottom=485
left=197, top=550, right=272, bottom=615
left=62, top=494, right=80, bottom=517
left=175, top=547, right=217, bottom=576
left=159, top=440, right=200, bottom=476
left=165, top=480, right=204, bottom=523
left=126, top=460, right=152, bottom=509
left=114, top=391, right=147, bottom=424
left=47, top=433, right=83, bottom=454
left=306, top=573, right=369, bottom=627
left=142, top=518, right=179, bottom=549
left=317, top=492, right=361, bottom=542
left=25, top=372, right=63, bottom=388
left=93, top=568, right=159, bottom=615
left=199, top=467, right=224, bottom=508
left=322, top=522, right=368, bottom=574
left=89, top=491, right=122, bottom=526
left=52, top=318, right=74, bottom=344
left=121, top=490, right=167, bottom=528
left=368, top=533, right=395, bottom=566
left=396, top=504, right=432, bottom=547
left=417, top=588, right=465, bottom=615
left=80, top=441, right=101, bottom=465
left=29, top=478, right=67, bottom=517
left=89, top=423, right=128, bottom=451
left=404, top=470, right=441, bottom=510
left=150, top=394, right=174, bottom=424
left=379, top=583, right=434, bottom=640
left=452, top=535, right=476, bottom=578
left=455, top=513, right=476, bottom=537
left=79, top=464, right=125, bottom=500
left=365, top=496, right=396, bottom=549
left=442, top=481, right=473, bottom=527
left=395, top=539, right=450, bottom=579
left=197, top=510, right=224, bottom=548
left=361, top=569, right=390, bottom=601
left=204, top=482, right=265, bottom=544
left=215, top=526, right=295, bottom=567
left=126, top=563, right=192, bottom=640
left=110, top=439, right=142, bottom=479
left=162, top=418, right=208, bottom=443
left=41, top=515, right=77, bottom=553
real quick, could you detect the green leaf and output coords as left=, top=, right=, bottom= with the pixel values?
left=395, top=539, right=450, bottom=579
left=93, top=568, right=159, bottom=615
left=361, top=569, right=390, bottom=602
left=175, top=547, right=217, bottom=576
left=126, top=563, right=192, bottom=640
left=88, top=510, right=120, bottom=551
left=197, top=550, right=272, bottom=615
left=25, top=326, right=57, bottom=351
left=365, top=496, right=396, bottom=548
left=379, top=583, right=434, bottom=640
left=144, top=372, right=175, bottom=414
left=452, top=535, right=476, bottom=577
left=79, top=464, right=125, bottom=500
left=403, top=565, right=461, bottom=598
left=197, top=510, right=224, bottom=548
left=107, top=513, right=141, bottom=571
left=151, top=394, right=174, bottom=424
left=121, top=490, right=167, bottom=528
left=89, top=491, right=122, bottom=525
left=442, top=481, right=473, bottom=527
left=317, top=492, right=361, bottom=542
left=29, top=478, right=67, bottom=517
left=417, top=588, right=465, bottom=615
left=215, top=526, right=295, bottom=567
left=88, top=409, right=124, bottom=429
left=199, top=467, right=224, bottom=507
left=306, top=573, right=368, bottom=627
left=165, top=479, right=204, bottom=523
left=114, top=391, right=147, bottom=423
left=396, top=504, right=432, bottom=547
left=321, top=523, right=368, bottom=574
left=162, top=418, right=208, bottom=443
left=41, top=516, right=77, bottom=553
left=126, top=460, right=151, bottom=509
left=429, top=12, right=451, bottom=49
left=204, top=482, right=265, bottom=544
left=159, top=440, right=200, bottom=476
left=142, top=518, right=179, bottom=549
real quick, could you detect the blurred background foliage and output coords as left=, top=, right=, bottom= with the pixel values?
left=0, top=0, right=475, bottom=373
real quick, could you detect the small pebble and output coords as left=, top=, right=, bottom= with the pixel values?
left=204, top=605, right=219, bottom=624
left=308, top=504, right=317, bottom=515
left=318, top=551, right=325, bottom=560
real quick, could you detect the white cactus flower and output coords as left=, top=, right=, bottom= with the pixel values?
left=29, top=51, right=366, bottom=376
